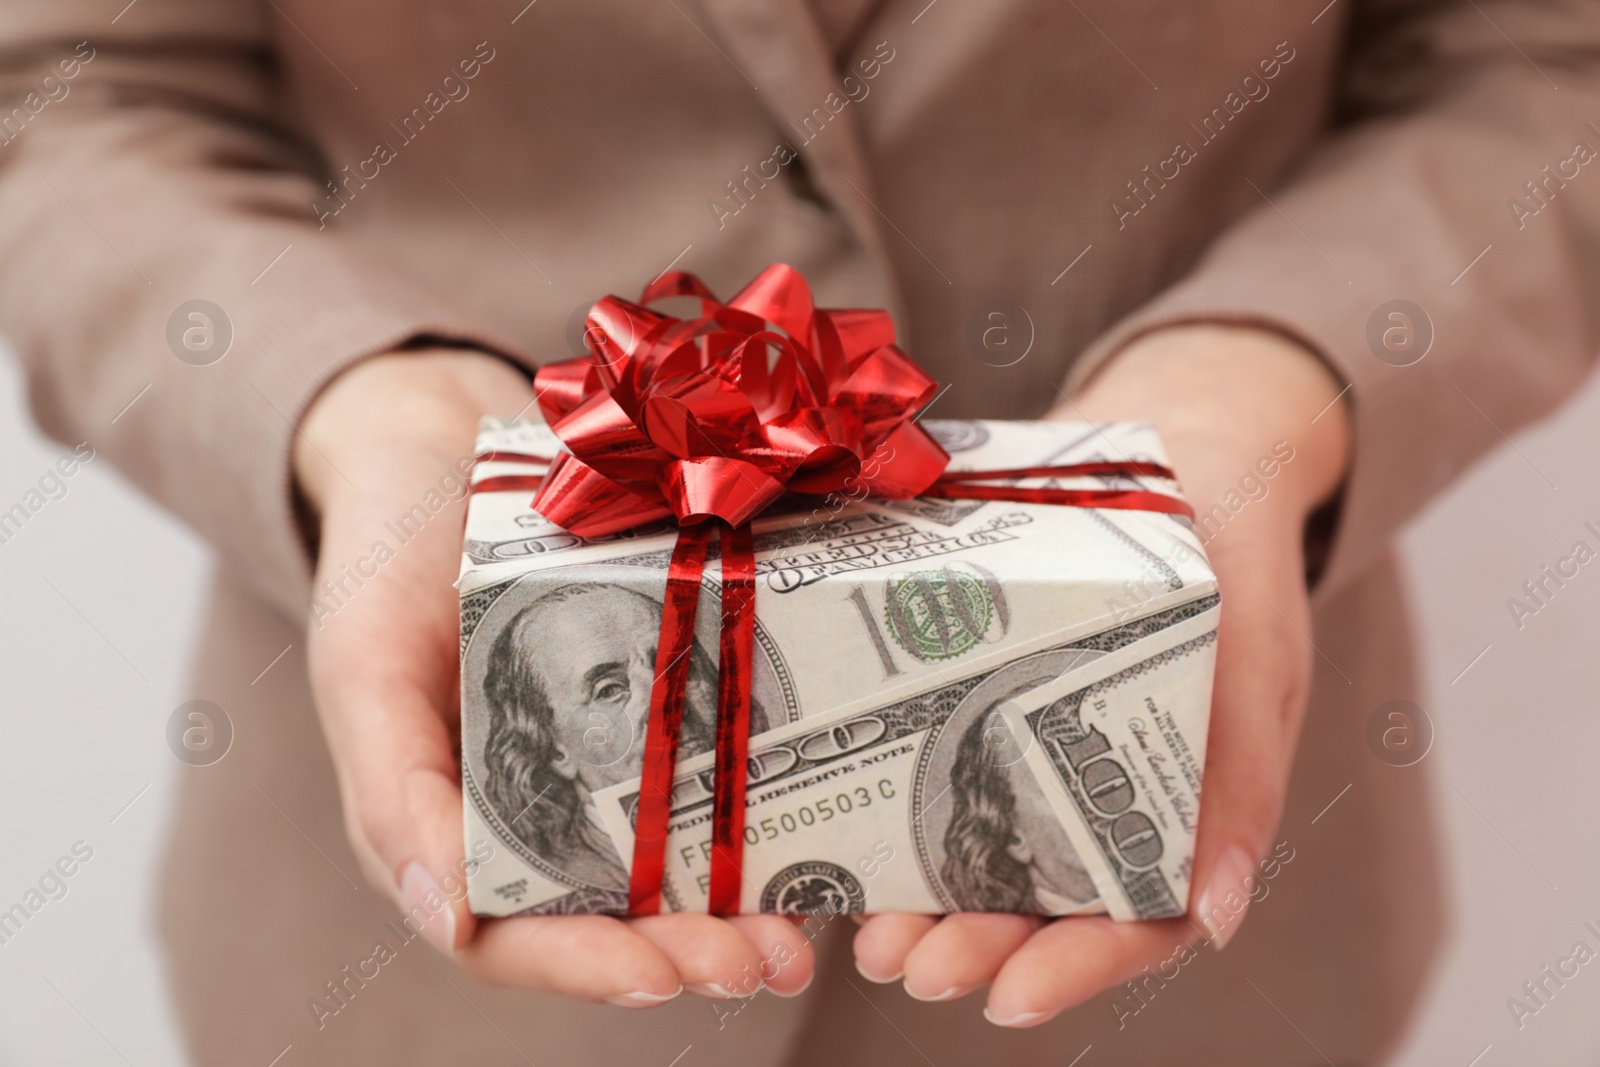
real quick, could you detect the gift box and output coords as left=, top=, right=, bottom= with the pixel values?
left=459, top=266, right=1218, bottom=919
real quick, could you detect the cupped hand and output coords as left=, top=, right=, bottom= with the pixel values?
left=853, top=324, right=1351, bottom=1026
left=294, top=349, right=816, bottom=1006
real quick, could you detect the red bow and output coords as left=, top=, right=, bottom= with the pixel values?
left=532, top=264, right=950, bottom=536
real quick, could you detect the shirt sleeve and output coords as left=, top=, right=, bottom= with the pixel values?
left=0, top=1, right=529, bottom=619
left=1064, top=0, right=1600, bottom=595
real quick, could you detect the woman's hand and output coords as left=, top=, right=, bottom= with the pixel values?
left=852, top=324, right=1351, bottom=1026
left=294, top=349, right=816, bottom=1005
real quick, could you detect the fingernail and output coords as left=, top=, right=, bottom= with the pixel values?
left=905, top=983, right=970, bottom=1002
left=771, top=972, right=814, bottom=998
left=1195, top=845, right=1255, bottom=951
left=854, top=960, right=902, bottom=984
left=983, top=1007, right=1058, bottom=1028
left=688, top=982, right=761, bottom=999
left=400, top=861, right=455, bottom=954
left=605, top=986, right=682, bottom=1008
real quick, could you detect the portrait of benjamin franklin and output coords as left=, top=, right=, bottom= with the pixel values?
left=481, top=581, right=769, bottom=892
left=940, top=705, right=1097, bottom=913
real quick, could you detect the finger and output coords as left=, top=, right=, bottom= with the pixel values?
left=900, top=914, right=1043, bottom=1001
left=341, top=721, right=481, bottom=954
left=312, top=575, right=481, bottom=953
left=723, top=914, right=817, bottom=996
left=628, top=914, right=770, bottom=998
left=985, top=916, right=1196, bottom=1027
left=1188, top=529, right=1308, bottom=948
left=852, top=914, right=938, bottom=982
left=461, top=915, right=682, bottom=1006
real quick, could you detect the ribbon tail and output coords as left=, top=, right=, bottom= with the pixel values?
left=467, top=475, right=547, bottom=496
left=708, top=522, right=756, bottom=915
left=923, top=484, right=1195, bottom=519
left=934, top=460, right=1178, bottom=482
left=628, top=522, right=714, bottom=916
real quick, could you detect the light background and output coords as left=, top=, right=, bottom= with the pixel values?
left=0, top=342, right=1597, bottom=1065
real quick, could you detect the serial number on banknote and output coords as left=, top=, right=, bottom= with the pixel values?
left=675, top=778, right=899, bottom=872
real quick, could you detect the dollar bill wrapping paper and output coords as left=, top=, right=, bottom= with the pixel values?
left=460, top=416, right=1219, bottom=920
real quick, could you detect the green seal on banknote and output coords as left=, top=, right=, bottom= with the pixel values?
left=885, top=566, right=998, bottom=662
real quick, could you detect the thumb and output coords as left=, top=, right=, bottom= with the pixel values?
left=327, top=682, right=482, bottom=956
left=392, top=785, right=482, bottom=956
left=309, top=544, right=482, bottom=958
left=1186, top=525, right=1312, bottom=950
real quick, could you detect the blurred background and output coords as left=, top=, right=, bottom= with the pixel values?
left=1, top=333, right=1597, bottom=1065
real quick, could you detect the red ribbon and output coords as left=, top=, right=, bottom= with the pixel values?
left=709, top=523, right=756, bottom=916
left=627, top=523, right=714, bottom=915
left=494, top=264, right=1193, bottom=915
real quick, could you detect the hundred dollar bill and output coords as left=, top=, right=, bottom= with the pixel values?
left=460, top=417, right=1218, bottom=916
left=995, top=603, right=1218, bottom=920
